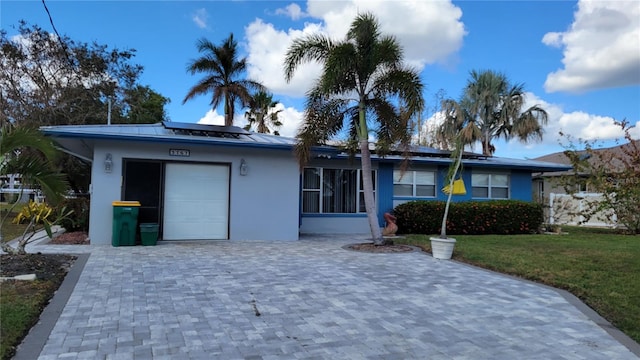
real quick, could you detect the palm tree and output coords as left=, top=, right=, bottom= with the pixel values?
left=0, top=124, right=68, bottom=245
left=284, top=12, right=424, bottom=244
left=183, top=33, right=264, bottom=127
left=244, top=90, right=283, bottom=135
left=438, top=70, right=548, bottom=156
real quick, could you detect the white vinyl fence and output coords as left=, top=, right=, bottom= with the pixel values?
left=549, top=192, right=617, bottom=228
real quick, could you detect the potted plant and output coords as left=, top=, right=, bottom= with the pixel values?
left=430, top=138, right=464, bottom=259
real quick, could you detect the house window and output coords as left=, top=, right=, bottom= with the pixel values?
left=302, top=168, right=375, bottom=213
left=393, top=170, right=436, bottom=197
left=472, top=173, right=510, bottom=199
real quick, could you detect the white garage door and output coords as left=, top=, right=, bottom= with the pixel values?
left=163, top=163, right=229, bottom=240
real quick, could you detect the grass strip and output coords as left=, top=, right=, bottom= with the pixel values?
left=0, top=280, right=61, bottom=360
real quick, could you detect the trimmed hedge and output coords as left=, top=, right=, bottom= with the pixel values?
left=394, top=200, right=543, bottom=235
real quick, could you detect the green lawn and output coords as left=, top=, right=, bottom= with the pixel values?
left=396, top=226, right=640, bottom=344
left=1, top=202, right=28, bottom=242
left=0, top=279, right=61, bottom=359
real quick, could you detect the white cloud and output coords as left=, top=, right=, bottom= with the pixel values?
left=196, top=105, right=304, bottom=139
left=308, top=0, right=466, bottom=68
left=192, top=8, right=209, bottom=29
left=275, top=3, right=306, bottom=20
left=276, top=105, right=304, bottom=138
left=245, top=19, right=324, bottom=97
left=543, top=0, right=640, bottom=93
left=520, top=92, right=638, bottom=143
left=196, top=109, right=242, bottom=126
left=495, top=92, right=640, bottom=158
left=417, top=92, right=639, bottom=158
left=245, top=0, right=465, bottom=99
left=197, top=109, right=223, bottom=125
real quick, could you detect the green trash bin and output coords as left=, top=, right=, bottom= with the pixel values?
left=139, top=223, right=159, bottom=246
left=112, top=201, right=141, bottom=247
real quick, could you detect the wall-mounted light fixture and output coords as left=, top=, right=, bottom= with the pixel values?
left=104, top=153, right=113, bottom=173
left=239, top=158, right=248, bottom=176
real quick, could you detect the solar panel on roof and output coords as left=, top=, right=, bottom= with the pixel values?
left=162, top=121, right=250, bottom=137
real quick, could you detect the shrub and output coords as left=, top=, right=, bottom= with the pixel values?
left=394, top=200, right=543, bottom=235
left=58, top=197, right=89, bottom=232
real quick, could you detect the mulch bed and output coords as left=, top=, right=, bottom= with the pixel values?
left=0, top=253, right=76, bottom=280
left=49, top=231, right=89, bottom=245
left=1, top=232, right=86, bottom=279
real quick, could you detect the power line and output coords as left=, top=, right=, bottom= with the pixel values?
left=41, top=0, right=72, bottom=64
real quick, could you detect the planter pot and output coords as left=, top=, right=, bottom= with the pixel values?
left=429, top=237, right=456, bottom=260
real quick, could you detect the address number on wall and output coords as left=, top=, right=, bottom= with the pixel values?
left=169, top=149, right=190, bottom=157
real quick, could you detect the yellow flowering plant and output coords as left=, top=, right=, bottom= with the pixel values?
left=1, top=200, right=73, bottom=254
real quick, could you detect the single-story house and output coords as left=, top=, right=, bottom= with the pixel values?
left=41, top=122, right=571, bottom=245
left=531, top=140, right=638, bottom=227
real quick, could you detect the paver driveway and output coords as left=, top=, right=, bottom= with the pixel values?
left=18, top=236, right=640, bottom=359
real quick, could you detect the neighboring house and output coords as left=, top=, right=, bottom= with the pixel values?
left=532, top=141, right=638, bottom=227
left=41, top=122, right=570, bottom=245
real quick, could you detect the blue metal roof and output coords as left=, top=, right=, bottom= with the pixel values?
left=40, top=123, right=571, bottom=172
left=41, top=123, right=302, bottom=149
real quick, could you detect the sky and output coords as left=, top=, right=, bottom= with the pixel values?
left=2, top=0, right=639, bottom=160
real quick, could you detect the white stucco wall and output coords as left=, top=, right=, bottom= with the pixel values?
left=88, top=140, right=300, bottom=245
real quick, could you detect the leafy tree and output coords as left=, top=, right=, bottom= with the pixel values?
left=560, top=120, right=640, bottom=234
left=0, top=124, right=68, bottom=249
left=0, top=21, right=168, bottom=193
left=244, top=90, right=283, bottom=135
left=183, top=33, right=264, bottom=126
left=284, top=12, right=424, bottom=244
left=437, top=70, right=548, bottom=155
left=122, top=85, right=170, bottom=124
left=1, top=21, right=167, bottom=127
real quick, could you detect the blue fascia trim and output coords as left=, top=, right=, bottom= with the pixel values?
left=301, top=213, right=368, bottom=218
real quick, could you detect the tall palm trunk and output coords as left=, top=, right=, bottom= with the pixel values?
left=224, top=97, right=233, bottom=127
left=357, top=102, right=383, bottom=243
left=360, top=138, right=382, bottom=243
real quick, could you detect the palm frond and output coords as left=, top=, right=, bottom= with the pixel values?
left=372, top=67, right=424, bottom=116
left=1, top=125, right=59, bottom=160
left=184, top=33, right=264, bottom=124
left=284, top=34, right=334, bottom=82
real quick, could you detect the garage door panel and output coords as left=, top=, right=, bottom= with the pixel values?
left=163, top=163, right=229, bottom=240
